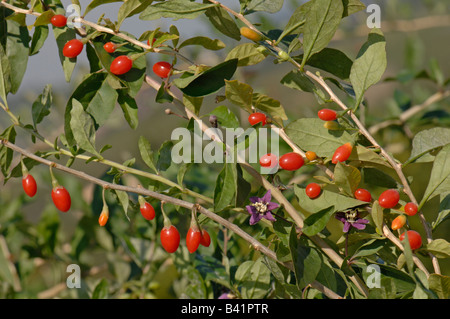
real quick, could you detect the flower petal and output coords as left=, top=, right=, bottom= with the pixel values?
left=263, top=212, right=276, bottom=222
left=261, top=190, right=272, bottom=203
left=249, top=196, right=260, bottom=204
left=343, top=221, right=351, bottom=233
left=246, top=205, right=257, bottom=215
left=352, top=221, right=368, bottom=230
left=266, top=202, right=279, bottom=211
left=249, top=213, right=262, bottom=225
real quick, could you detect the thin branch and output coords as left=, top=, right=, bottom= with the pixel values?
left=369, top=89, right=450, bottom=135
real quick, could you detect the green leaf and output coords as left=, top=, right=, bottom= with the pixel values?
left=53, top=26, right=77, bottom=82
left=428, top=274, right=450, bottom=299
left=301, top=48, right=353, bottom=80
left=294, top=185, right=366, bottom=215
left=179, top=36, right=225, bottom=51
left=155, top=83, right=174, bottom=103
left=175, top=59, right=238, bottom=97
left=290, top=230, right=322, bottom=290
left=371, top=201, right=384, bottom=233
left=301, top=0, right=343, bottom=68
left=432, top=193, right=450, bottom=231
left=246, top=0, right=283, bottom=13
left=33, top=9, right=54, bottom=27
left=117, top=92, right=139, bottom=129
left=276, top=1, right=311, bottom=43
left=138, top=136, right=157, bottom=173
left=214, top=163, right=237, bottom=212
left=204, top=6, right=241, bottom=41
left=302, top=205, right=335, bottom=236
left=156, top=140, right=173, bottom=172
left=348, top=145, right=391, bottom=168
left=334, top=162, right=361, bottom=196
left=225, top=43, right=267, bottom=67
left=91, top=279, right=109, bottom=299
left=114, top=186, right=130, bottom=221
left=407, top=127, right=450, bottom=163
left=70, top=99, right=103, bottom=159
left=139, top=0, right=216, bottom=21
left=0, top=126, right=16, bottom=177
left=32, top=84, right=52, bottom=128
left=285, top=118, right=356, bottom=158
left=349, top=28, right=387, bottom=108
left=420, top=144, right=450, bottom=206
left=208, top=105, right=240, bottom=129
left=1, top=17, right=30, bottom=93
left=426, top=239, right=450, bottom=259
left=280, top=69, right=317, bottom=93
left=0, top=44, right=11, bottom=103
left=29, top=25, right=49, bottom=56
left=252, top=92, right=288, bottom=123
left=342, top=0, right=366, bottom=17
left=234, top=258, right=271, bottom=299
left=183, top=95, right=203, bottom=115
left=117, top=0, right=153, bottom=29
left=225, top=80, right=253, bottom=113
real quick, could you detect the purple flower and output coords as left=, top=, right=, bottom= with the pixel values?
left=246, top=190, right=279, bottom=225
left=335, top=210, right=369, bottom=233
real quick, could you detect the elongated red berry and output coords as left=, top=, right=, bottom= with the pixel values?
left=103, top=42, right=116, bottom=53
left=354, top=188, right=372, bottom=202
left=140, top=202, right=156, bottom=220
left=50, top=14, right=67, bottom=28
left=51, top=186, right=71, bottom=212
left=279, top=152, right=304, bottom=171
left=160, top=225, right=180, bottom=253
left=248, top=112, right=267, bottom=126
left=399, top=230, right=422, bottom=250
left=404, top=202, right=418, bottom=216
left=186, top=227, right=202, bottom=253
left=305, top=183, right=321, bottom=199
left=331, top=143, right=353, bottom=164
left=63, top=39, right=84, bottom=58
left=318, top=109, right=337, bottom=121
left=378, top=189, right=400, bottom=209
left=152, top=61, right=172, bottom=78
left=22, top=174, right=37, bottom=197
left=110, top=55, right=133, bottom=75
left=259, top=153, right=278, bottom=168
left=200, top=229, right=211, bottom=247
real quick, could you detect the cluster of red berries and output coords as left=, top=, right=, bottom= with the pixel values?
left=22, top=172, right=71, bottom=213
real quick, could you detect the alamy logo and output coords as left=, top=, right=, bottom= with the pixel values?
left=66, top=264, right=81, bottom=288
left=170, top=120, right=280, bottom=174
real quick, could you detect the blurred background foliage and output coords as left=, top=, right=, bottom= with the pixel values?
left=0, top=0, right=449, bottom=298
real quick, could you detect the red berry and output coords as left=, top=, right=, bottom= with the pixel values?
left=110, top=55, right=133, bottom=75
left=22, top=174, right=37, bottom=197
left=160, top=225, right=180, bottom=253
left=354, top=188, right=372, bottom=202
left=186, top=227, right=202, bottom=253
left=391, top=215, right=406, bottom=231
left=140, top=202, right=156, bottom=220
left=50, top=14, right=67, bottom=28
left=305, top=183, right=321, bottom=199
left=404, top=202, right=418, bottom=216
left=318, top=109, right=337, bottom=121
left=248, top=112, right=267, bottom=126
left=51, top=186, right=71, bottom=212
left=63, top=39, right=84, bottom=58
left=399, top=230, right=422, bottom=250
left=331, top=143, right=353, bottom=164
left=152, top=61, right=172, bottom=78
left=200, top=229, right=211, bottom=247
left=279, top=152, right=304, bottom=171
left=103, top=42, right=116, bottom=53
left=98, top=209, right=109, bottom=227
left=259, top=153, right=278, bottom=168
left=378, top=189, right=400, bottom=209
